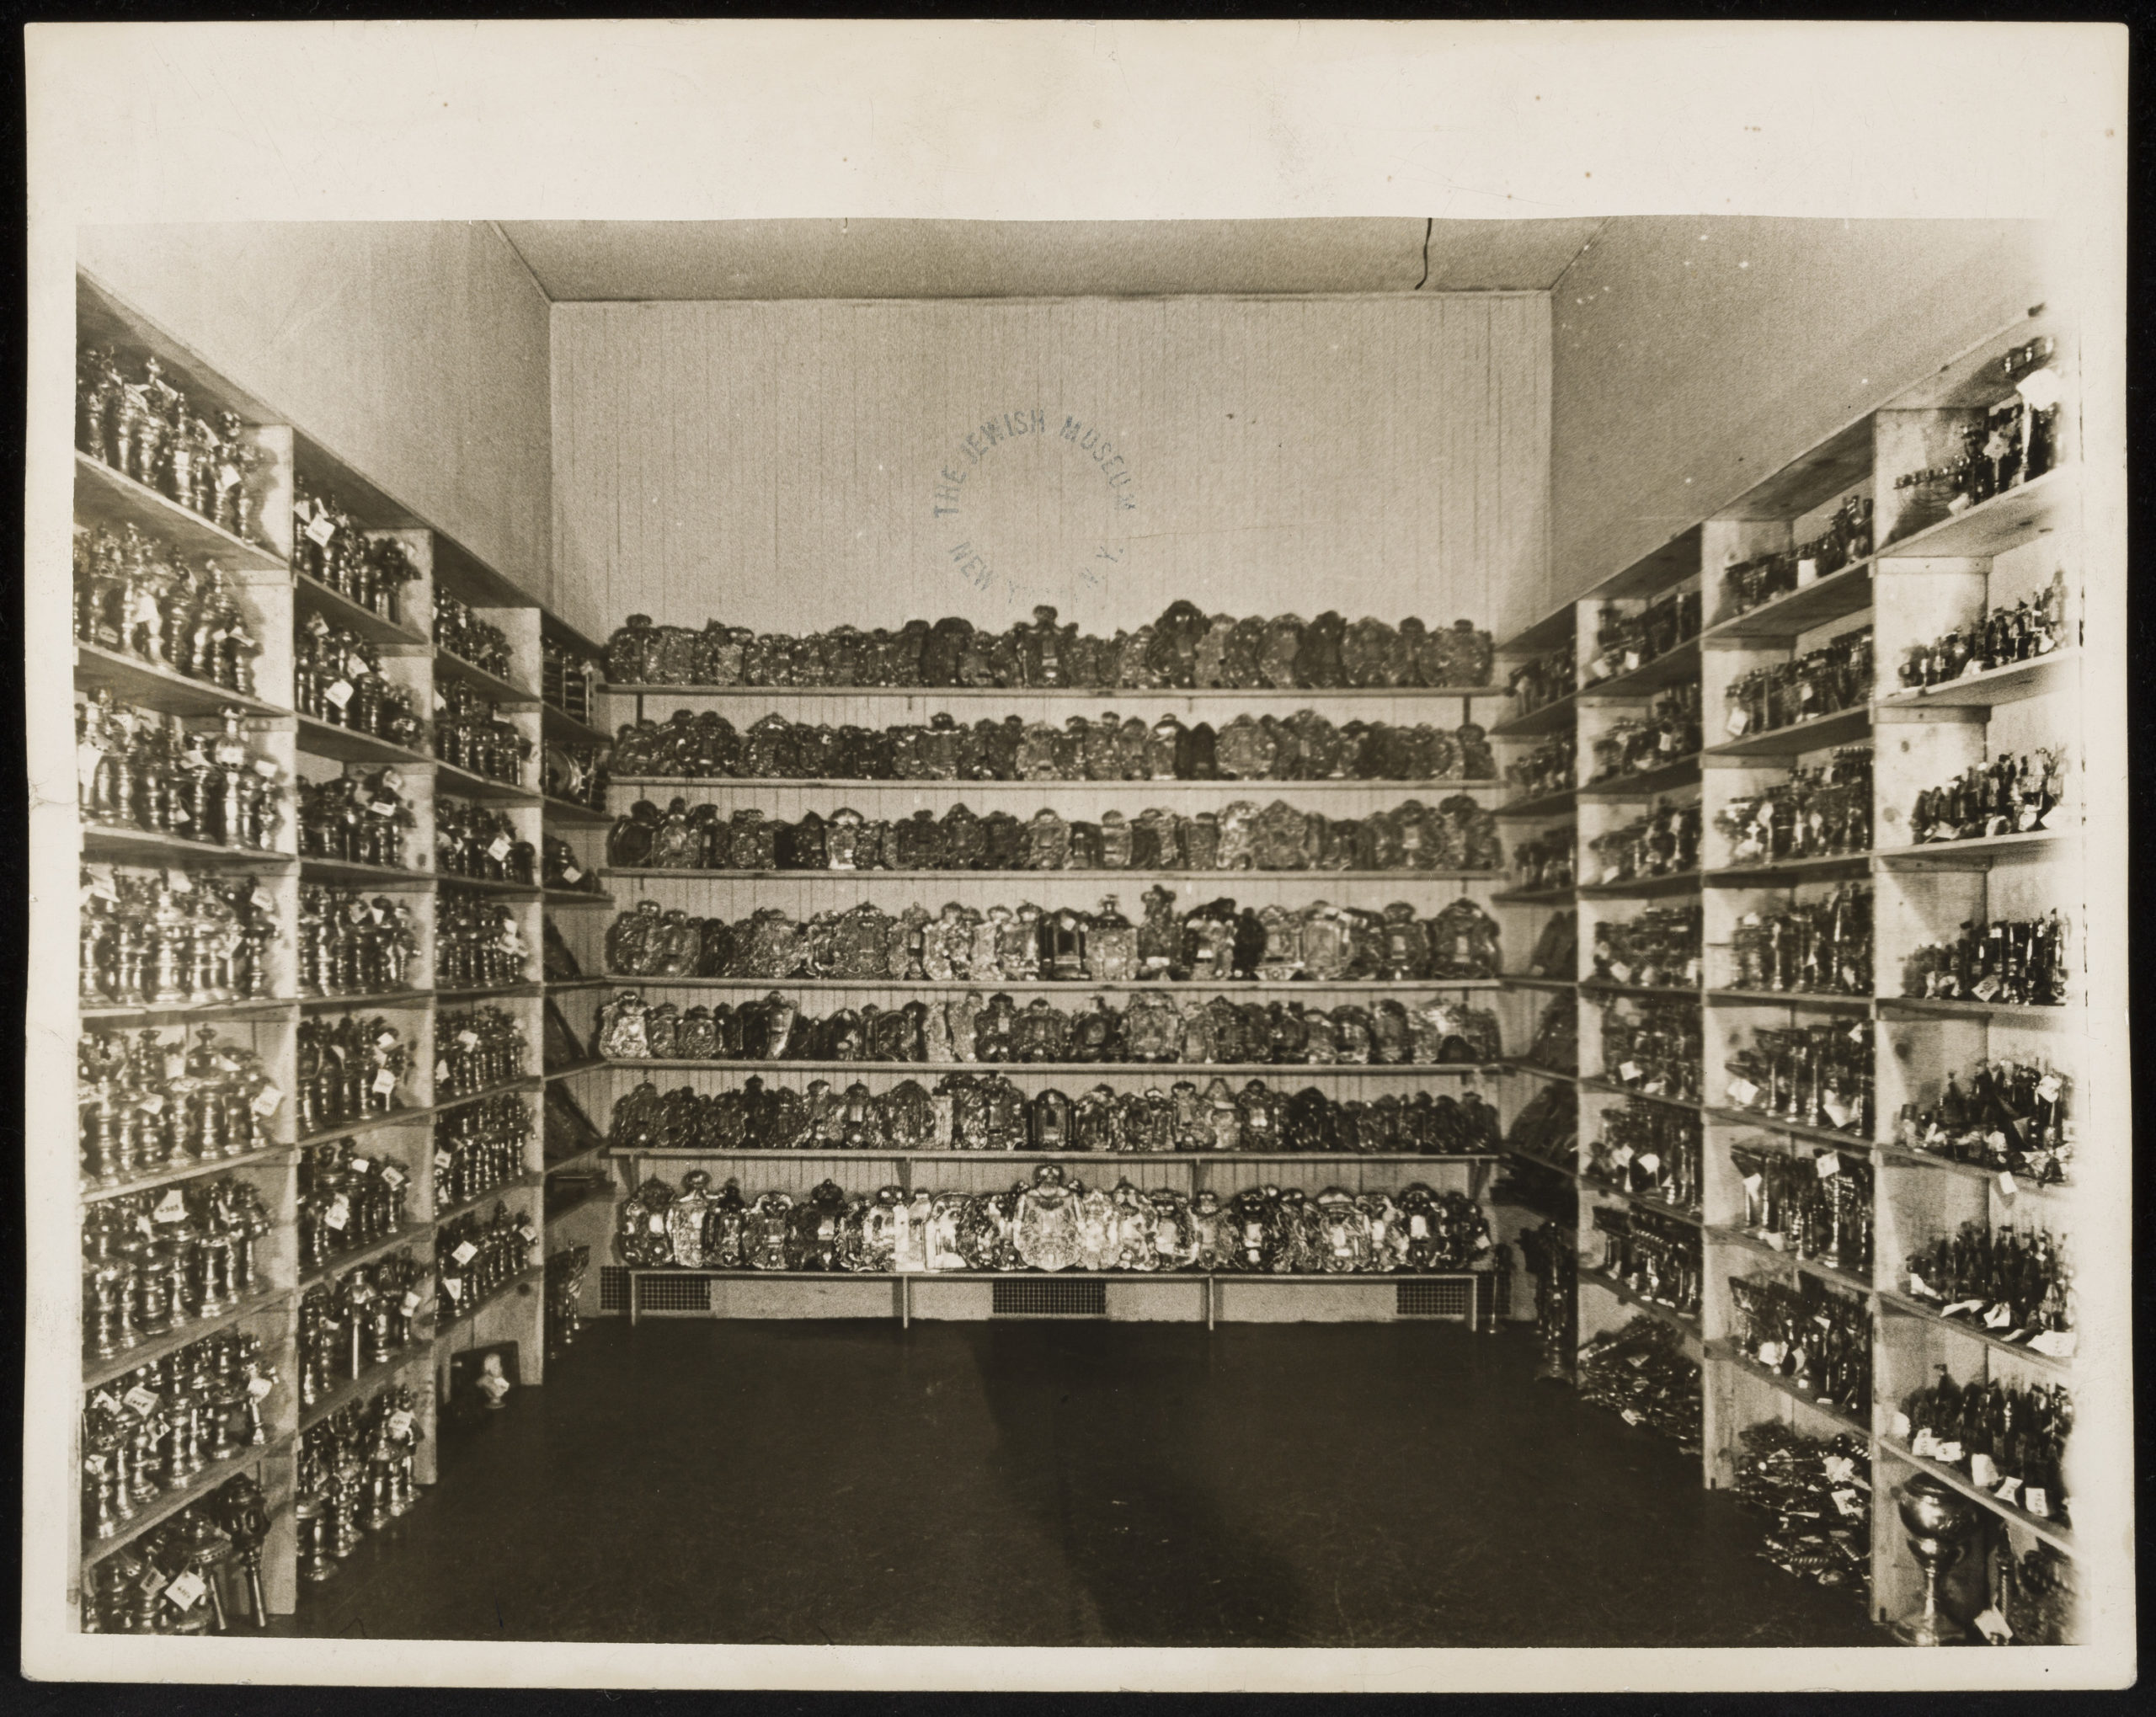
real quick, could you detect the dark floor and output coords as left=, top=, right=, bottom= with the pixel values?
left=286, top=1318, right=1884, bottom=1647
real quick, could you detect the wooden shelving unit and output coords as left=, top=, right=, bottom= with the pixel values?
left=67, top=266, right=600, bottom=1633
left=1487, top=304, right=2092, bottom=1641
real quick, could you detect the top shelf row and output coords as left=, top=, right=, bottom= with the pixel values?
left=1493, top=307, right=2078, bottom=717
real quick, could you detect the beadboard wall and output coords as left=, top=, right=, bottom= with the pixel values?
left=551, top=294, right=1552, bottom=647
left=76, top=221, right=553, bottom=605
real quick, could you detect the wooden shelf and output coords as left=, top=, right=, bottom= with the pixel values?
left=1490, top=691, right=1578, bottom=739
left=1705, top=704, right=1870, bottom=761
left=83, top=1283, right=291, bottom=1390
left=595, top=973, right=1504, bottom=994
left=607, top=866, right=1505, bottom=885
left=1704, top=559, right=1875, bottom=643
left=1710, top=1224, right=1875, bottom=1299
left=435, top=871, right=542, bottom=898
left=1702, top=1106, right=1874, bottom=1154
left=1578, top=636, right=1701, bottom=701
left=73, top=451, right=287, bottom=573
left=297, top=989, right=430, bottom=1014
left=432, top=649, right=541, bottom=708
left=1492, top=886, right=1576, bottom=906
left=608, top=775, right=1504, bottom=795
left=81, top=1432, right=296, bottom=1572
left=542, top=796, right=615, bottom=827
left=298, top=856, right=436, bottom=889
left=543, top=888, right=615, bottom=908
left=1494, top=787, right=1577, bottom=820
left=1875, top=464, right=2076, bottom=563
left=602, top=1057, right=1505, bottom=1077
left=73, top=643, right=289, bottom=722
left=431, top=758, right=541, bottom=805
left=1875, top=649, right=2079, bottom=713
left=433, top=1173, right=545, bottom=1229
left=1502, top=975, right=1577, bottom=992
left=1579, top=754, right=1703, bottom=800
left=81, top=995, right=294, bottom=1025
left=294, top=1105, right=431, bottom=1148
left=292, top=574, right=430, bottom=651
left=543, top=1059, right=608, bottom=1081
left=1873, top=829, right=2076, bottom=870
left=541, top=702, right=614, bottom=748
left=1872, top=1143, right=2071, bottom=1199
left=1705, top=851, right=1874, bottom=885
left=603, top=682, right=1503, bottom=703
left=1704, top=988, right=1872, bottom=1012
left=1877, top=995, right=2077, bottom=1026
left=1577, top=869, right=1701, bottom=899
left=1704, top=1340, right=1870, bottom=1438
left=1582, top=978, right=1701, bottom=1003
left=432, top=1262, right=547, bottom=1341
left=79, top=824, right=294, bottom=871
left=299, top=1220, right=438, bottom=1293
left=609, top=1147, right=1500, bottom=1165
left=435, top=981, right=543, bottom=1003
left=81, top=1142, right=296, bottom=1206
left=1502, top=1060, right=1579, bottom=1083
left=1578, top=1078, right=1702, bottom=1113
left=1577, top=1267, right=1702, bottom=1340
left=1876, top=1436, right=2076, bottom=1556
left=1576, top=1174, right=1704, bottom=1227
left=297, top=1342, right=435, bottom=1435
left=1876, top=1285, right=2073, bottom=1373
left=294, top=714, right=435, bottom=770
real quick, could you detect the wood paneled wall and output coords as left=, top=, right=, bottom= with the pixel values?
left=1548, top=217, right=2050, bottom=605
left=552, top=295, right=1550, bottom=647
left=76, top=221, right=552, bottom=604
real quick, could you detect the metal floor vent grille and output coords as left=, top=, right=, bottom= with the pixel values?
left=993, top=1278, right=1107, bottom=1317
left=1396, top=1279, right=1473, bottom=1320
left=598, top=1266, right=630, bottom=1312
left=636, top=1273, right=714, bottom=1314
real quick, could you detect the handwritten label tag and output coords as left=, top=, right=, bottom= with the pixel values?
left=562, top=864, right=582, bottom=883
left=372, top=1068, right=398, bottom=1097
left=1726, top=709, right=1750, bottom=737
left=441, top=1276, right=462, bottom=1302
left=2025, top=1328, right=2077, bottom=1359
left=1999, top=1170, right=2019, bottom=1200
left=123, top=1385, right=160, bottom=1419
left=252, top=1084, right=282, bottom=1117
left=92, top=1390, right=123, bottom=1417
left=381, top=1165, right=405, bottom=1190
left=486, top=835, right=511, bottom=862
left=164, top=869, right=193, bottom=895
left=164, top=1570, right=207, bottom=1612
left=1973, top=1607, right=2015, bottom=1645
left=324, top=679, right=354, bottom=709
left=388, top=1409, right=414, bottom=1438
left=1609, top=962, right=1633, bottom=984
left=1409, top=1214, right=1430, bottom=1240
left=153, top=1189, right=187, bottom=1224
left=1636, top=1152, right=1660, bottom=1176
left=137, top=1093, right=166, bottom=1115
left=1934, top=1440, right=1964, bottom=1464
left=2023, top=1486, right=2049, bottom=1517
left=305, top=510, right=339, bottom=547
left=1969, top=1453, right=1999, bottom=1488
left=1815, top=1152, right=1840, bottom=1180
left=1983, top=1301, right=2014, bottom=1330
left=451, top=1240, right=478, bottom=1267
left=1831, top=1487, right=1861, bottom=1517
left=400, top=1289, right=423, bottom=1315
left=456, top=1030, right=480, bottom=1049
left=1619, top=1061, right=1641, bottom=1083
left=434, top=1149, right=453, bottom=1172
left=1727, top=1078, right=1760, bottom=1108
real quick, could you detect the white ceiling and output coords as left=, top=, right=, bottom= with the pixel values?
left=497, top=218, right=1608, bottom=301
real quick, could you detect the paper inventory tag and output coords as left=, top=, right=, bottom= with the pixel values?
left=1636, top=1153, right=1660, bottom=1176
left=1934, top=1440, right=1963, bottom=1464
left=1983, top=1302, right=2013, bottom=1330
left=323, top=1197, right=349, bottom=1231
left=382, top=1165, right=405, bottom=1190
left=305, top=511, right=338, bottom=547
left=1999, top=1171, right=2019, bottom=1200
left=248, top=1374, right=275, bottom=1400
left=164, top=1571, right=207, bottom=1612
left=1969, top=1453, right=1999, bottom=1488
left=1831, top=1487, right=1861, bottom=1517
left=349, top=1157, right=371, bottom=1175
left=487, top=835, right=511, bottom=862
left=2023, top=1486, right=2049, bottom=1517
left=441, top=1276, right=462, bottom=1301
left=137, top=1094, right=165, bottom=1115
left=1726, top=710, right=1750, bottom=737
left=122, top=1385, right=160, bottom=1419
left=1815, top=1152, right=1840, bottom=1179
left=1993, top=1474, right=2023, bottom=1504
left=457, top=1030, right=480, bottom=1049
left=434, top=1149, right=453, bottom=1171
left=92, top=1390, right=122, bottom=1417
left=1973, top=1607, right=2015, bottom=1645
left=400, top=1289, right=423, bottom=1315
left=1757, top=1341, right=1783, bottom=1367
left=153, top=1189, right=187, bottom=1224
left=372, top=1069, right=398, bottom=1096
left=1409, top=1214, right=1430, bottom=1239
left=1619, top=1061, right=1641, bottom=1083
left=388, top=1410, right=414, bottom=1438
left=1911, top=1428, right=1936, bottom=1458
left=1609, top=962, right=1633, bottom=984
left=562, top=865, right=583, bottom=883
left=1892, top=1410, right=1912, bottom=1441
left=451, top=1240, right=478, bottom=1267
left=1727, top=1078, right=1759, bottom=1107
left=252, top=1085, right=282, bottom=1117
left=324, top=680, right=354, bottom=709
left=1611, top=1144, right=1635, bottom=1168
left=2025, top=1328, right=2077, bottom=1359
left=164, top=869, right=193, bottom=894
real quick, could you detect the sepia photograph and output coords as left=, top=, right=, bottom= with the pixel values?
left=19, top=19, right=2132, bottom=1693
